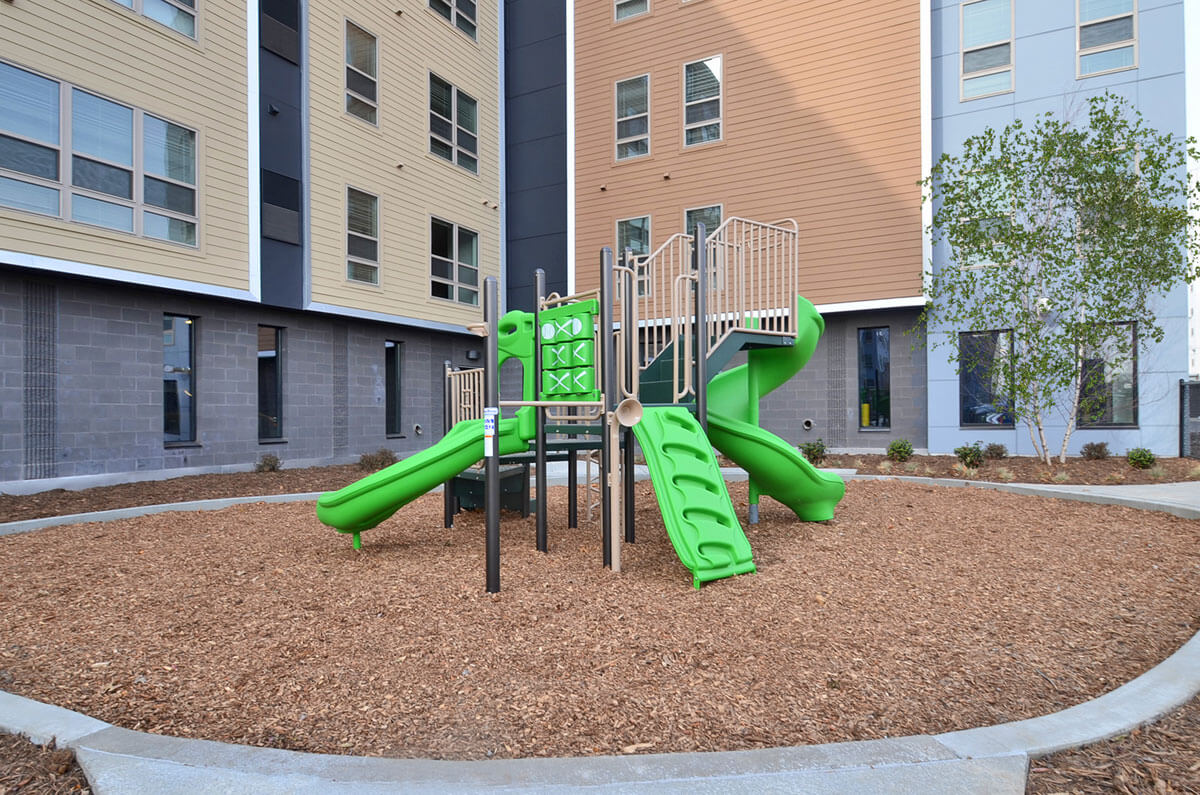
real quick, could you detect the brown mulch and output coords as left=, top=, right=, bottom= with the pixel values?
left=0, top=734, right=88, bottom=794
left=1, top=454, right=1194, bottom=526
left=0, top=479, right=1196, bottom=764
left=1027, top=695, right=1200, bottom=793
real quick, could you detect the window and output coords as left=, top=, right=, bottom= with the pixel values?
left=684, top=55, right=722, bottom=146
left=617, top=215, right=651, bottom=294
left=959, top=330, right=1014, bottom=427
left=431, top=217, right=479, bottom=306
left=858, top=328, right=890, bottom=429
left=345, top=21, right=378, bottom=124
left=1078, top=0, right=1136, bottom=77
left=0, top=62, right=198, bottom=244
left=615, top=76, right=649, bottom=161
left=685, top=205, right=721, bottom=239
left=1078, top=322, right=1137, bottom=426
left=347, top=187, right=379, bottom=285
left=110, top=0, right=196, bottom=38
left=615, top=0, right=648, bottom=21
left=258, top=326, right=282, bottom=440
left=385, top=340, right=403, bottom=436
left=430, top=0, right=476, bottom=38
left=163, top=314, right=196, bottom=443
left=429, top=75, right=478, bottom=174
left=961, top=0, right=1012, bottom=99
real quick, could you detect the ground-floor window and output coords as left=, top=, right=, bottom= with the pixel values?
left=163, top=314, right=196, bottom=443
left=857, top=327, right=890, bottom=428
left=258, top=325, right=282, bottom=439
left=385, top=340, right=403, bottom=436
left=959, top=329, right=1014, bottom=427
left=1078, top=322, right=1137, bottom=427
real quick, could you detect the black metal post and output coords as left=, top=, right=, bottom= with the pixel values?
left=484, top=276, right=501, bottom=593
left=600, top=247, right=614, bottom=568
left=694, top=222, right=708, bottom=433
left=621, top=256, right=636, bottom=544
left=534, top=268, right=548, bottom=552
left=568, top=447, right=578, bottom=528
left=443, top=359, right=455, bottom=529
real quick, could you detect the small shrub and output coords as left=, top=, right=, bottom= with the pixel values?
left=1189, top=464, right=1200, bottom=480
left=1080, top=441, right=1110, bottom=461
left=952, top=461, right=978, bottom=479
left=1052, top=471, right=1070, bottom=483
left=996, top=466, right=1016, bottom=482
left=903, top=461, right=919, bottom=473
left=1147, top=464, right=1167, bottom=480
left=1126, top=447, right=1156, bottom=470
left=953, top=441, right=984, bottom=468
left=799, top=438, right=827, bottom=466
left=886, top=439, right=914, bottom=462
left=359, top=447, right=399, bottom=471
left=1105, top=472, right=1126, bottom=483
left=255, top=453, right=281, bottom=473
left=876, top=460, right=893, bottom=474
left=982, top=442, right=1007, bottom=460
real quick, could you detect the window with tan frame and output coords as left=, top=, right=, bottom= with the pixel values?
left=345, top=21, right=378, bottom=124
left=429, top=74, right=479, bottom=174
left=961, top=0, right=1013, bottom=100
left=615, top=75, right=649, bottom=161
left=1077, top=0, right=1136, bottom=77
left=430, top=0, right=477, bottom=39
left=346, top=187, right=379, bottom=285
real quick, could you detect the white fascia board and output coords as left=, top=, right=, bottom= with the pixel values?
left=246, top=0, right=262, bottom=301
left=0, top=251, right=259, bottom=302
left=566, top=0, right=576, bottom=295
left=920, top=0, right=933, bottom=299
left=1186, top=0, right=1199, bottom=376
left=498, top=1, right=509, bottom=313
left=305, top=301, right=473, bottom=335
left=814, top=295, right=927, bottom=315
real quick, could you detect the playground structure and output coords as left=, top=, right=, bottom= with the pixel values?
left=316, top=218, right=847, bottom=590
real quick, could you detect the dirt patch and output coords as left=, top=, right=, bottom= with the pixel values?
left=0, top=480, right=1196, bottom=761
left=0, top=734, right=89, bottom=794
left=822, top=452, right=1198, bottom=486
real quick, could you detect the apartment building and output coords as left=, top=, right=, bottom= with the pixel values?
left=0, top=0, right=501, bottom=487
left=570, top=0, right=930, bottom=450
left=928, top=0, right=1197, bottom=457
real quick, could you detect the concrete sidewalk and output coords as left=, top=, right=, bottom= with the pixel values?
left=1, top=478, right=1197, bottom=793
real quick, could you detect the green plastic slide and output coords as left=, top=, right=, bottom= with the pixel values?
left=632, top=406, right=755, bottom=588
left=705, top=296, right=846, bottom=521
left=316, top=412, right=531, bottom=546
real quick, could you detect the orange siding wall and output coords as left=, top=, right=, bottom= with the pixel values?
left=574, top=0, right=923, bottom=305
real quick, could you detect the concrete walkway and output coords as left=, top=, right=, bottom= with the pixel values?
left=1, top=478, right=1198, bottom=793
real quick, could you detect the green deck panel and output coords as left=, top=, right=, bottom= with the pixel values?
left=315, top=410, right=533, bottom=538
left=632, top=406, right=755, bottom=588
left=705, top=297, right=846, bottom=521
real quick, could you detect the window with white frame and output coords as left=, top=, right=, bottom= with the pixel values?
left=430, top=217, right=480, bottom=306
left=345, top=21, right=378, bottom=124
left=684, top=55, right=722, bottom=145
left=429, top=75, right=478, bottom=174
left=1078, top=0, right=1136, bottom=77
left=685, top=204, right=721, bottom=239
left=617, top=215, right=650, bottom=294
left=430, top=0, right=477, bottom=38
left=0, top=61, right=198, bottom=245
left=615, top=0, right=648, bottom=21
left=615, top=76, right=649, bottom=160
left=346, top=187, right=379, bottom=285
left=110, top=0, right=196, bottom=38
left=961, top=0, right=1012, bottom=99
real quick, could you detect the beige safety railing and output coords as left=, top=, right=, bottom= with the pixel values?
left=445, top=365, right=485, bottom=426
left=623, top=217, right=799, bottom=402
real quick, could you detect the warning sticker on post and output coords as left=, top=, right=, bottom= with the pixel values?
left=483, top=407, right=499, bottom=458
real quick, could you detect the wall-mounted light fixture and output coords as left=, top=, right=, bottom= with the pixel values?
left=466, top=349, right=480, bottom=361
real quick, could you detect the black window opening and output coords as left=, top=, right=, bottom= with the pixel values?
left=858, top=327, right=890, bottom=429
left=258, top=325, right=283, bottom=439
left=385, top=340, right=403, bottom=436
left=959, top=329, right=1015, bottom=427
left=1078, top=322, right=1138, bottom=427
left=163, top=314, right=196, bottom=443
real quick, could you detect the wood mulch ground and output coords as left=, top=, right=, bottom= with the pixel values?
left=0, top=477, right=1197, bottom=767
left=0, top=734, right=89, bottom=794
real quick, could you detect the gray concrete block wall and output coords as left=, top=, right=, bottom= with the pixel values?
left=0, top=268, right=489, bottom=485
left=759, top=308, right=927, bottom=451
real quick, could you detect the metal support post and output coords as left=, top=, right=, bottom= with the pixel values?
left=600, top=248, right=614, bottom=568
left=443, top=360, right=455, bottom=529
left=694, top=222, right=709, bottom=433
left=534, top=269, right=548, bottom=552
left=484, top=277, right=501, bottom=593
left=568, top=447, right=578, bottom=528
left=621, top=258, right=636, bottom=544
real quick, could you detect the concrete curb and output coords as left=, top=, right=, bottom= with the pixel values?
left=1, top=479, right=1198, bottom=792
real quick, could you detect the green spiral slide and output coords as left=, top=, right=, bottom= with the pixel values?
left=705, top=296, right=846, bottom=522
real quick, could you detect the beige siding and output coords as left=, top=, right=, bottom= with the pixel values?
left=575, top=0, right=923, bottom=306
left=0, top=0, right=250, bottom=292
left=307, top=0, right=501, bottom=327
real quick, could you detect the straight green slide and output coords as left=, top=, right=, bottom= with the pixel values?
left=632, top=406, right=755, bottom=588
left=705, top=296, right=846, bottom=522
left=316, top=415, right=530, bottom=543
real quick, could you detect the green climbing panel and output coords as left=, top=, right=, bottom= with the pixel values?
left=538, top=299, right=600, bottom=402
left=632, top=406, right=755, bottom=588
